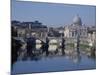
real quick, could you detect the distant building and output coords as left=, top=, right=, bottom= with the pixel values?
left=11, top=20, right=48, bottom=38
left=64, top=15, right=88, bottom=38
left=87, top=26, right=96, bottom=46
left=64, top=15, right=96, bottom=47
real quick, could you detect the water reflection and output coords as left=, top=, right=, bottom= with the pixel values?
left=18, top=43, right=95, bottom=63
left=11, top=43, right=95, bottom=75
left=13, top=41, right=96, bottom=75
left=13, top=52, right=95, bottom=74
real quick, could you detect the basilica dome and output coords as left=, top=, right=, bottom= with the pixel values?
left=73, top=15, right=82, bottom=26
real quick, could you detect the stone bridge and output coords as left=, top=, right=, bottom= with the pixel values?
left=37, top=37, right=62, bottom=44
left=37, top=37, right=89, bottom=45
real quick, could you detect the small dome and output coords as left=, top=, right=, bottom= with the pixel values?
left=73, top=15, right=82, bottom=26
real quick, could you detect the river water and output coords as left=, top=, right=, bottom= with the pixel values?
left=12, top=44, right=96, bottom=74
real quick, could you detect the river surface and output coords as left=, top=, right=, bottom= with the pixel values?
left=11, top=44, right=96, bottom=75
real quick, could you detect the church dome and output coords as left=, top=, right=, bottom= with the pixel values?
left=73, top=15, right=82, bottom=26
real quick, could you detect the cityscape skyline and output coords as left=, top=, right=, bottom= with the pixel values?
left=12, top=0, right=96, bottom=27
left=11, top=1, right=96, bottom=74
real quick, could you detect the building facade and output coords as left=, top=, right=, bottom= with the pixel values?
left=64, top=15, right=96, bottom=47
left=64, top=15, right=88, bottom=39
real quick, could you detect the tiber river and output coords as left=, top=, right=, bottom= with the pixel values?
left=11, top=40, right=96, bottom=75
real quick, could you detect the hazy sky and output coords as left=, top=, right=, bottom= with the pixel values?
left=12, top=0, right=96, bottom=27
